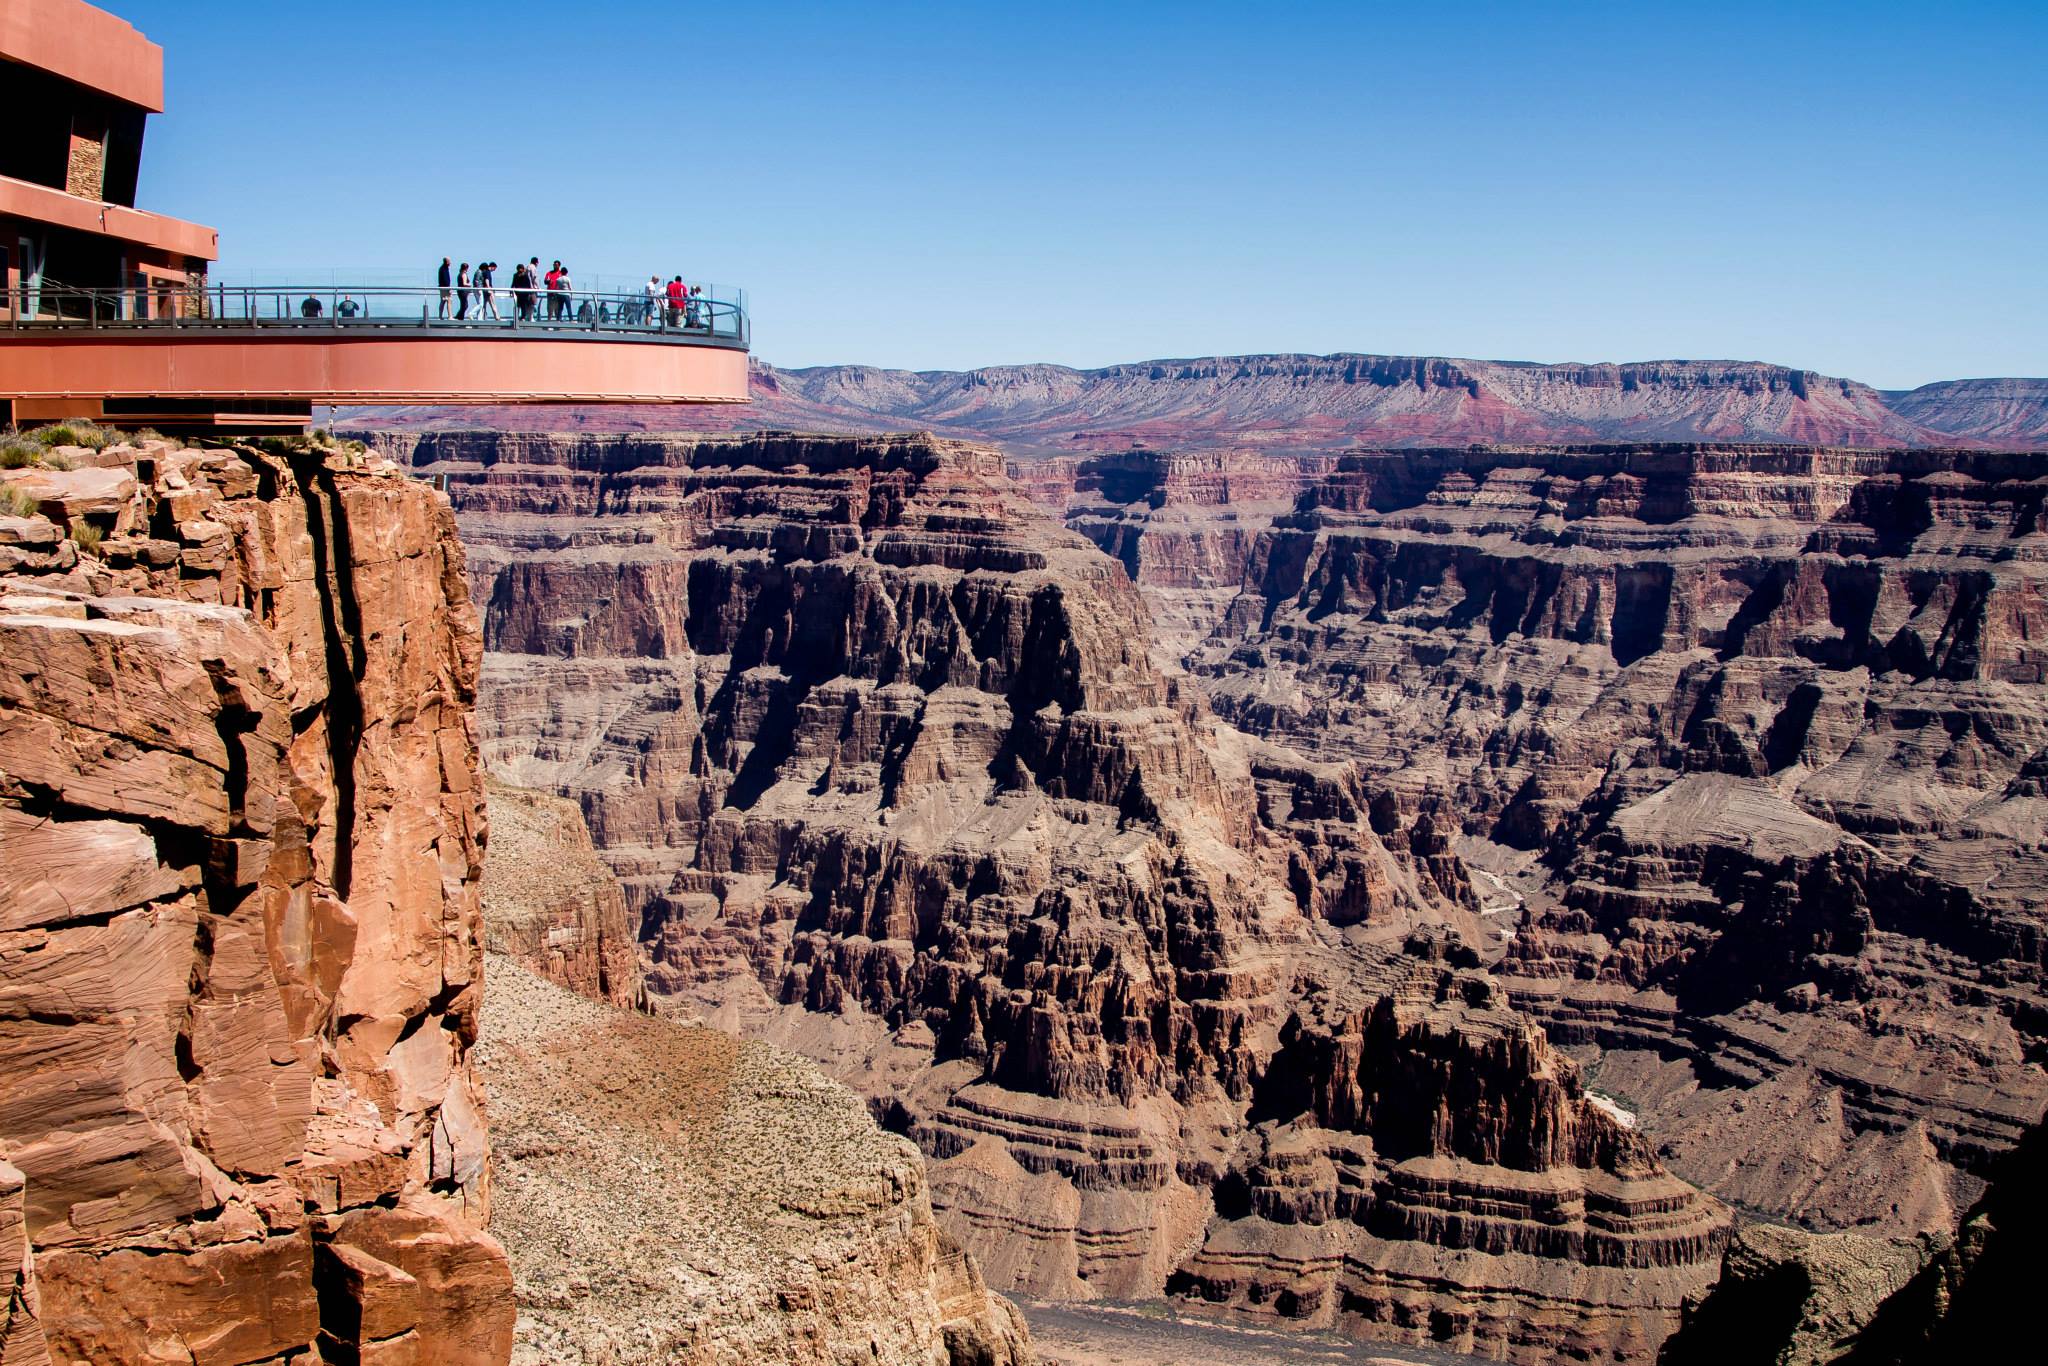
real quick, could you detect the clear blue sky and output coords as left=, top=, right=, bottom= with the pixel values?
left=120, top=0, right=2044, bottom=387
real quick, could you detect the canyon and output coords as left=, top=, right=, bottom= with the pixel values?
left=340, top=357, right=2048, bottom=455
left=366, top=426, right=2044, bottom=1362
left=10, top=419, right=2034, bottom=1361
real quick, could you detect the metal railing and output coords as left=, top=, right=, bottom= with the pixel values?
left=0, top=280, right=748, bottom=346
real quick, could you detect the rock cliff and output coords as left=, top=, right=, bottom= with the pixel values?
left=0, top=435, right=513, bottom=1363
left=391, top=429, right=1732, bottom=1362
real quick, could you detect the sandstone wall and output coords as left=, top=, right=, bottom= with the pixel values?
left=0, top=438, right=512, bottom=1364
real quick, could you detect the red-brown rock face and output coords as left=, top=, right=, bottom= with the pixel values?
left=0, top=440, right=512, bottom=1364
left=389, top=429, right=1730, bottom=1363
left=1036, top=444, right=2048, bottom=1243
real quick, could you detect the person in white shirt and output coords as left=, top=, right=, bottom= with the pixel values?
left=643, top=275, right=662, bottom=327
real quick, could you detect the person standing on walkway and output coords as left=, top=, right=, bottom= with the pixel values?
left=480, top=261, right=499, bottom=319
left=512, top=260, right=532, bottom=320
left=556, top=263, right=574, bottom=321
left=438, top=257, right=452, bottom=318
left=666, top=275, right=685, bottom=327
left=528, top=258, right=543, bottom=321
left=643, top=274, right=662, bottom=326
left=456, top=262, right=472, bottom=319
left=545, top=260, right=563, bottom=320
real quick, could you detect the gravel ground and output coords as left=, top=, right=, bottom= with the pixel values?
left=477, top=954, right=959, bottom=1365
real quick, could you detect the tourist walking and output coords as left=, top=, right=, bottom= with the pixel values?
left=480, top=261, right=499, bottom=319
left=438, top=257, right=452, bottom=318
left=643, top=274, right=662, bottom=326
left=456, top=262, right=472, bottom=319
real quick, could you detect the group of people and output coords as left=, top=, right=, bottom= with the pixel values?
left=644, top=274, right=708, bottom=329
left=437, top=256, right=572, bottom=322
left=433, top=257, right=708, bottom=328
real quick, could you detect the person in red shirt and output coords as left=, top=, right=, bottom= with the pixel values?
left=665, top=276, right=686, bottom=328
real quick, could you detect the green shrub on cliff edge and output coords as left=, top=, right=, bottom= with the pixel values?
left=70, top=520, right=103, bottom=555
left=25, top=420, right=113, bottom=451
left=0, top=441, right=37, bottom=469
left=0, top=485, right=36, bottom=517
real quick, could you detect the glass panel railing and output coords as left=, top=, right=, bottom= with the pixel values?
left=0, top=279, right=748, bottom=346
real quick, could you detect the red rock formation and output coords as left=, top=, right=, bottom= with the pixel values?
left=394, top=429, right=1729, bottom=1362
left=0, top=439, right=512, bottom=1364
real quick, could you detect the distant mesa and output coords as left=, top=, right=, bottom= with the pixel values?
left=341, top=353, right=2048, bottom=453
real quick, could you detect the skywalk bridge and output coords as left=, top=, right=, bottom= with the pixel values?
left=0, top=281, right=752, bottom=428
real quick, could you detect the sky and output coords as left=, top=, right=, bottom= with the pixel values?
left=117, top=0, right=2046, bottom=387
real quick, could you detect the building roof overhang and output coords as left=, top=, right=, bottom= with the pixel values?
left=0, top=173, right=219, bottom=261
left=0, top=0, right=164, bottom=111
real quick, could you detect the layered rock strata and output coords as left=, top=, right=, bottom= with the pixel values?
left=0, top=439, right=513, bottom=1363
left=478, top=953, right=1032, bottom=1366
left=1029, top=444, right=2048, bottom=1241
left=399, top=429, right=1730, bottom=1362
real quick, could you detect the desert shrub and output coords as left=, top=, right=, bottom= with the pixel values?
left=0, top=485, right=36, bottom=517
left=40, top=451, right=72, bottom=470
left=0, top=442, right=37, bottom=469
left=25, top=420, right=112, bottom=450
left=70, top=520, right=104, bottom=554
